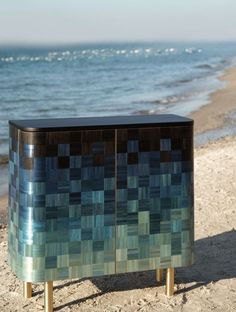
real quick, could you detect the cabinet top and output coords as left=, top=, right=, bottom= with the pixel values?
left=9, top=114, right=193, bottom=132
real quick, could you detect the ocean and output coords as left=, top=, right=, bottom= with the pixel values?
left=1, top=42, right=236, bottom=194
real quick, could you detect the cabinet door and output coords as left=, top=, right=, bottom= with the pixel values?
left=116, top=126, right=193, bottom=273
left=9, top=127, right=117, bottom=282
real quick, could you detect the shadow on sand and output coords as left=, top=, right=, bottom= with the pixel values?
left=50, top=229, right=236, bottom=310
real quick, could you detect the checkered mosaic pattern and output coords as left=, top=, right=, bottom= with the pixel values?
left=116, top=126, right=194, bottom=273
left=8, top=123, right=194, bottom=283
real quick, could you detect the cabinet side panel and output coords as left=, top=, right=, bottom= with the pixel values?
left=8, top=124, right=20, bottom=279
left=116, top=126, right=194, bottom=273
left=8, top=128, right=116, bottom=282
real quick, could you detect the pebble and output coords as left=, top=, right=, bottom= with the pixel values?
left=36, top=304, right=44, bottom=310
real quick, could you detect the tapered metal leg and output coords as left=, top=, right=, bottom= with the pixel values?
left=166, top=268, right=174, bottom=296
left=44, top=281, right=53, bottom=312
left=156, top=269, right=163, bottom=282
left=23, top=282, right=32, bottom=299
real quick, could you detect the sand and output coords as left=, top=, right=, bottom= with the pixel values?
left=1, top=67, right=236, bottom=311
left=191, top=66, right=236, bottom=134
left=0, top=136, right=236, bottom=311
left=0, top=195, right=7, bottom=226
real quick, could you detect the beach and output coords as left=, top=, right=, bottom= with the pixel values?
left=0, top=195, right=7, bottom=226
left=0, top=67, right=236, bottom=311
left=191, top=66, right=236, bottom=134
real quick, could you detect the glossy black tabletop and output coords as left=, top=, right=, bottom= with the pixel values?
left=9, top=114, right=193, bottom=132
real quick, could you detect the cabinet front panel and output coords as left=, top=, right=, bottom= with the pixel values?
left=8, top=123, right=194, bottom=282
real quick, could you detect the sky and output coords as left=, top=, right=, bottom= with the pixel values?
left=0, top=0, right=236, bottom=45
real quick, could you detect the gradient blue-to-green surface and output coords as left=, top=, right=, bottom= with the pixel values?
left=8, top=124, right=193, bottom=282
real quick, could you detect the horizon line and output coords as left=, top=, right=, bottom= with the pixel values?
left=1, top=38, right=236, bottom=48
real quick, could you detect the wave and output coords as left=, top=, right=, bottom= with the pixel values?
left=133, top=93, right=191, bottom=106
left=151, top=96, right=180, bottom=105
left=36, top=108, right=51, bottom=113
left=195, top=61, right=227, bottom=70
left=134, top=108, right=166, bottom=115
left=195, top=64, right=215, bottom=70
left=155, top=77, right=198, bottom=88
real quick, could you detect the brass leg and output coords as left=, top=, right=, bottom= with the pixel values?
left=156, top=268, right=163, bottom=282
left=166, top=268, right=174, bottom=296
left=45, top=281, right=53, bottom=312
left=23, top=282, right=32, bottom=299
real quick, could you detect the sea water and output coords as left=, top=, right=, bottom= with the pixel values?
left=1, top=42, right=236, bottom=194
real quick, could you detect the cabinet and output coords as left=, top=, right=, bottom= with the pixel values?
left=8, top=114, right=194, bottom=311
